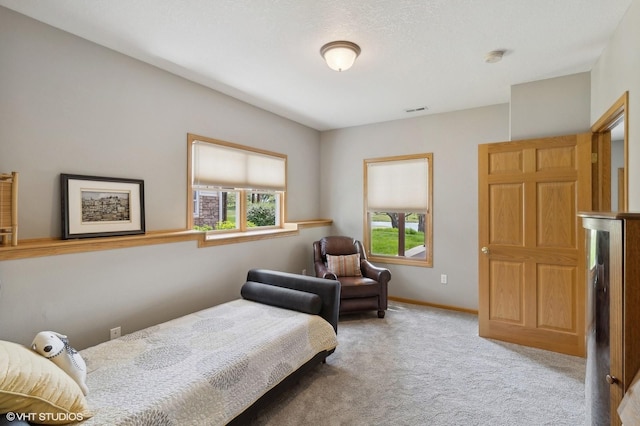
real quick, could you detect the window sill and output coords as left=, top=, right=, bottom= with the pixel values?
left=199, top=224, right=298, bottom=247
left=0, top=219, right=332, bottom=261
left=198, top=219, right=332, bottom=247
left=368, top=254, right=432, bottom=268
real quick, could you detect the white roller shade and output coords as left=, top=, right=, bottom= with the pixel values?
left=366, top=157, right=428, bottom=212
left=193, top=141, right=286, bottom=191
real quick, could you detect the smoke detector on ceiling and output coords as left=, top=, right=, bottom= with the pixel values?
left=484, top=50, right=506, bottom=63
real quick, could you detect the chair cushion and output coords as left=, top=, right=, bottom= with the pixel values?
left=338, top=276, right=380, bottom=298
left=327, top=254, right=362, bottom=277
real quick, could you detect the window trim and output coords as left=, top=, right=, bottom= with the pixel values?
left=187, top=134, right=287, bottom=235
left=193, top=190, right=200, bottom=218
left=363, top=153, right=433, bottom=267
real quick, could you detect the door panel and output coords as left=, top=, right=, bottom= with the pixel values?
left=489, top=151, right=524, bottom=174
left=479, top=134, right=591, bottom=357
left=537, top=145, right=576, bottom=170
left=537, top=181, right=575, bottom=248
left=536, top=264, right=575, bottom=331
left=489, top=261, right=524, bottom=323
left=489, top=184, right=523, bottom=245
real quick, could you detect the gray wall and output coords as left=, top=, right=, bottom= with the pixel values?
left=591, top=0, right=640, bottom=210
left=320, top=105, right=510, bottom=310
left=0, top=7, right=321, bottom=237
left=0, top=7, right=328, bottom=349
left=510, top=73, right=591, bottom=140
left=317, top=71, right=594, bottom=311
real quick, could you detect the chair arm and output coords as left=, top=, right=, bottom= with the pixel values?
left=314, top=261, right=338, bottom=280
left=361, top=260, right=391, bottom=285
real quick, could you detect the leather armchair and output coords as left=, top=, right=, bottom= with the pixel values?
left=313, top=236, right=391, bottom=318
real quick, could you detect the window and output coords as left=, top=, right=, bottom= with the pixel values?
left=363, top=153, right=433, bottom=267
left=187, top=134, right=286, bottom=235
left=193, top=191, right=200, bottom=218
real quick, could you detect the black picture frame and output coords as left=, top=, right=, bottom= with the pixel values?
left=61, top=174, right=145, bottom=239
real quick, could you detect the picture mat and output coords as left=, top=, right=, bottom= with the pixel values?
left=67, top=179, right=142, bottom=235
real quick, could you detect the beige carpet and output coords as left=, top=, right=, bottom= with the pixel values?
left=253, top=301, right=586, bottom=425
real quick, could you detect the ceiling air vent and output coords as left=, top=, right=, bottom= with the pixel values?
left=405, top=106, right=428, bottom=113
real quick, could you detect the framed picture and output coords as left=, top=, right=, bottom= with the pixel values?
left=61, top=174, right=145, bottom=239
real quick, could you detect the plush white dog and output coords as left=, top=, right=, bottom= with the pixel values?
left=32, top=331, right=88, bottom=395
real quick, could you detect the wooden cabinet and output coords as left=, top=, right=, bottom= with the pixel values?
left=580, top=212, right=640, bottom=425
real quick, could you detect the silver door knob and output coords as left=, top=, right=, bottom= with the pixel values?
left=606, top=374, right=619, bottom=385
left=481, top=247, right=490, bottom=255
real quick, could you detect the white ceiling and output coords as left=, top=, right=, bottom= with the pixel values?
left=0, top=0, right=632, bottom=131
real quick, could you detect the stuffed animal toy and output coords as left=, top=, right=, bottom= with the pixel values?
left=32, top=331, right=88, bottom=395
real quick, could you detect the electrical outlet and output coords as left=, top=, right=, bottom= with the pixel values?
left=440, top=274, right=448, bottom=284
left=302, top=269, right=307, bottom=276
left=110, top=326, right=121, bottom=340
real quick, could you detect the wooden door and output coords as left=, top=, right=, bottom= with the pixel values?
left=478, top=134, right=592, bottom=356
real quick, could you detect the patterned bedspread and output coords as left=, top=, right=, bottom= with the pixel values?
left=71, top=299, right=337, bottom=425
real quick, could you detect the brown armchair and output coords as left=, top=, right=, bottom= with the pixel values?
left=313, top=236, right=391, bottom=318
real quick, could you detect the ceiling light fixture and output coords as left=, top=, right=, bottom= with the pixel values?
left=484, top=50, right=506, bottom=63
left=320, top=41, right=361, bottom=72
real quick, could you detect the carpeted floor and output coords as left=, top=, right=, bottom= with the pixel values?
left=252, top=301, right=586, bottom=426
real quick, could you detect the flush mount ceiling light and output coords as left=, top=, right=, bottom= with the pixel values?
left=320, top=41, right=361, bottom=72
left=484, top=49, right=506, bottom=63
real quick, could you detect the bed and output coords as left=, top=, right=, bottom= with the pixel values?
left=1, top=269, right=340, bottom=426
